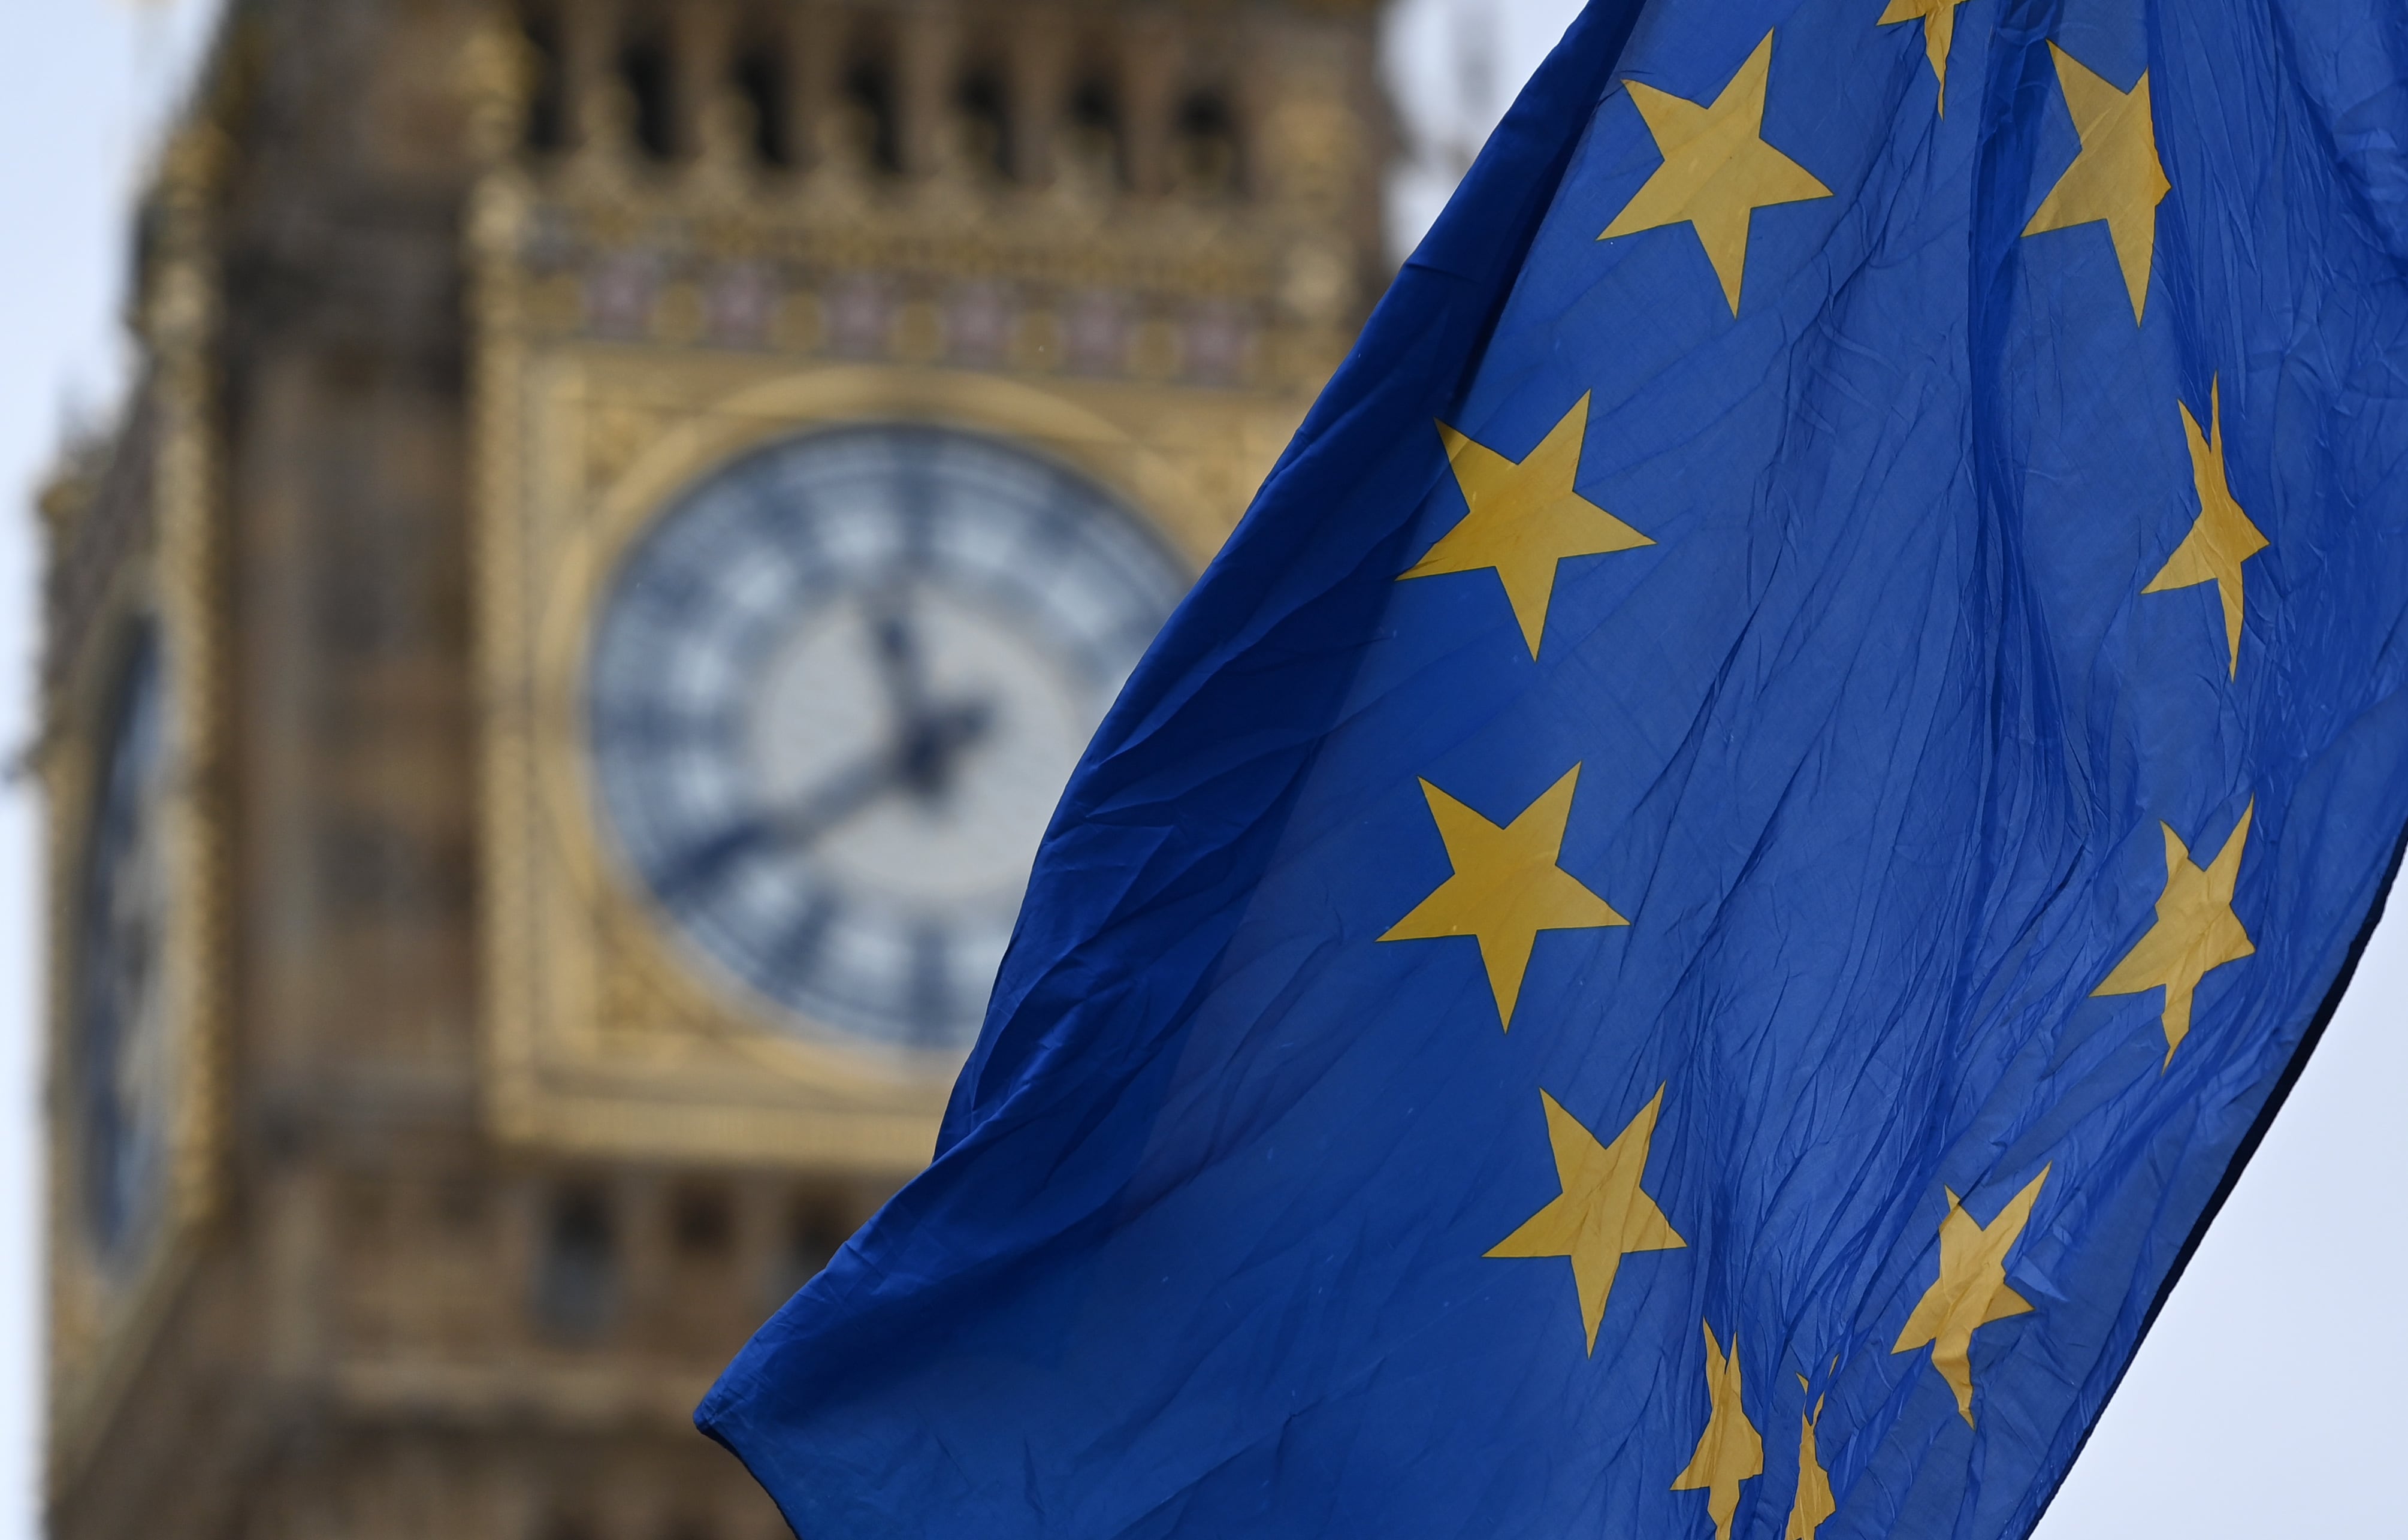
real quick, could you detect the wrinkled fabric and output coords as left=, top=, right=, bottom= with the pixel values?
left=699, top=0, right=2408, bottom=1534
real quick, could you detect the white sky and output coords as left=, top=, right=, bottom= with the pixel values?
left=0, top=3, right=2398, bottom=1537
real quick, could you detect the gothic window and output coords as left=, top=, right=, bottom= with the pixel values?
left=1174, top=90, right=1241, bottom=196
left=732, top=42, right=791, bottom=167
left=618, top=28, right=676, bottom=161
left=670, top=1182, right=734, bottom=1261
left=955, top=68, right=1013, bottom=179
left=841, top=55, right=901, bottom=173
left=773, top=1200, right=848, bottom=1303
left=534, top=1185, right=618, bottom=1339
left=1067, top=76, right=1123, bottom=186
left=519, top=6, right=569, bottom=153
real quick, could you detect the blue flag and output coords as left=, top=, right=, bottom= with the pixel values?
left=699, top=0, right=2408, bottom=1533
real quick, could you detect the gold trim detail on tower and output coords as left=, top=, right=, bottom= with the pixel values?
left=40, top=120, right=234, bottom=1490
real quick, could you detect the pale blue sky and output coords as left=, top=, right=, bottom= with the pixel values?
left=1, top=2, right=2398, bottom=1536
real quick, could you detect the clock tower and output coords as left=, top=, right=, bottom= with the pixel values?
left=37, top=2, right=1392, bottom=1538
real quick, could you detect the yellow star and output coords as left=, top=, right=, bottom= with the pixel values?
left=2144, top=379, right=2267, bottom=678
left=1600, top=31, right=1833, bottom=313
left=1487, top=1087, right=1684, bottom=1352
left=1786, top=1378, right=1836, bottom=1539
left=2093, top=804, right=2256, bottom=1064
left=1400, top=395, right=1654, bottom=658
left=1879, top=0, right=1970, bottom=114
left=1380, top=765, right=1628, bottom=1029
left=1672, top=1320, right=1765, bottom=1540
left=1892, top=1168, right=2048, bottom=1424
left=2022, top=43, right=2170, bottom=322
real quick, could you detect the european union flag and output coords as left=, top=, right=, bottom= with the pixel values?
left=700, top=0, right=2408, bottom=1533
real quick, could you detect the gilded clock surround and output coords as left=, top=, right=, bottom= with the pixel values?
left=38, top=122, right=231, bottom=1484
left=466, top=4, right=1379, bottom=1172
left=478, top=289, right=1312, bottom=1170
left=557, top=375, right=1198, bottom=1038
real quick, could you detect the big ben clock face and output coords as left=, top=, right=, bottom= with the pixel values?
left=76, top=630, right=172, bottom=1263
left=585, top=425, right=1191, bottom=1053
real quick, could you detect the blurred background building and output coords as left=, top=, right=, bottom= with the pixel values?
left=32, top=1, right=1392, bottom=1535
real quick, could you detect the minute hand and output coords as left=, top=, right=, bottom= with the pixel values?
left=773, top=698, right=993, bottom=848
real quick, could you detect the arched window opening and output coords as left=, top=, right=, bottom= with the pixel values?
left=1066, top=76, right=1122, bottom=188
left=955, top=68, right=1013, bottom=179
left=841, top=56, right=903, bottom=173
left=618, top=28, right=676, bottom=161
left=670, top=1182, right=735, bottom=1260
left=1174, top=90, right=1241, bottom=197
left=732, top=43, right=792, bottom=167
left=773, top=1200, right=849, bottom=1302
left=534, top=1185, right=618, bottom=1339
left=519, top=6, right=569, bottom=152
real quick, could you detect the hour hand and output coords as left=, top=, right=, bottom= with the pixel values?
left=900, top=696, right=994, bottom=800
left=861, top=588, right=998, bottom=801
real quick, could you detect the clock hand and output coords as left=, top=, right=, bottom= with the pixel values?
left=655, top=696, right=998, bottom=901
left=650, top=814, right=778, bottom=901
left=775, top=745, right=913, bottom=848
left=861, top=585, right=1001, bottom=803
left=866, top=583, right=931, bottom=731
left=897, top=696, right=994, bottom=801
left=777, top=697, right=995, bottom=844
left=652, top=765, right=892, bottom=902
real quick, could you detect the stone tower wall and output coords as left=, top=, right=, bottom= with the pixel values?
left=41, top=2, right=1391, bottom=1536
